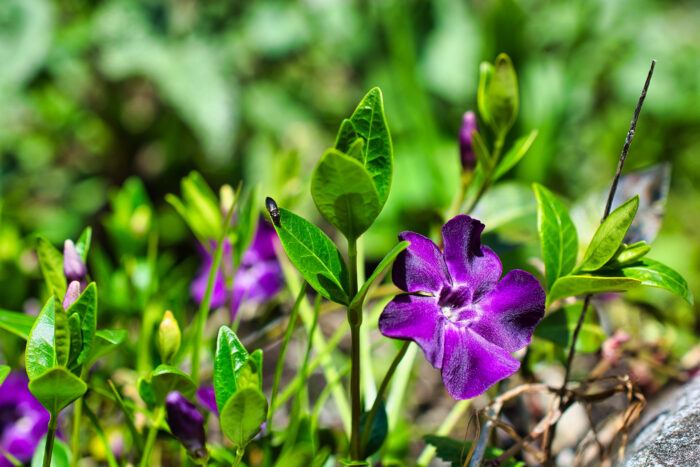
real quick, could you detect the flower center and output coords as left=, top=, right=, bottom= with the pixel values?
left=438, top=285, right=477, bottom=323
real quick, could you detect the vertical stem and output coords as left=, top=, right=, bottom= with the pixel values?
left=43, top=415, right=58, bottom=467
left=139, top=406, right=164, bottom=467
left=347, top=239, right=362, bottom=460
left=70, top=367, right=88, bottom=467
left=232, top=447, right=244, bottom=467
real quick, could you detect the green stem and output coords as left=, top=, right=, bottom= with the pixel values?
left=359, top=341, right=410, bottom=456
left=463, top=134, right=504, bottom=215
left=139, top=406, right=164, bottom=467
left=70, top=395, right=82, bottom=467
left=43, top=415, right=58, bottom=467
left=416, top=399, right=472, bottom=466
left=190, top=204, right=236, bottom=381
left=232, top=447, right=244, bottom=467
left=347, top=239, right=362, bottom=460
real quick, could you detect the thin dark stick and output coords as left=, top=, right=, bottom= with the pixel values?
left=544, top=59, right=656, bottom=466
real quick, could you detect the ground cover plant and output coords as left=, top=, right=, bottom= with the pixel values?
left=1, top=2, right=699, bottom=466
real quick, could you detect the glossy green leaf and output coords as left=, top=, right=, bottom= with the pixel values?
left=534, top=184, right=578, bottom=290
left=29, top=367, right=87, bottom=416
left=149, top=364, right=197, bottom=405
left=219, top=388, right=268, bottom=448
left=66, top=282, right=98, bottom=367
left=32, top=436, right=72, bottom=467
left=25, top=297, right=58, bottom=379
left=547, top=275, right=640, bottom=306
left=578, top=196, right=639, bottom=272
left=0, top=365, right=9, bottom=387
left=478, top=53, right=519, bottom=136
left=86, top=329, right=127, bottom=366
left=334, top=118, right=360, bottom=156
left=605, top=241, right=651, bottom=269
left=351, top=241, right=410, bottom=309
left=311, top=149, right=381, bottom=240
left=612, top=258, right=693, bottom=305
left=75, top=226, right=93, bottom=263
left=53, top=302, right=70, bottom=367
left=534, top=304, right=606, bottom=353
left=422, top=435, right=524, bottom=467
left=493, top=129, right=538, bottom=180
left=360, top=401, right=388, bottom=457
left=36, top=236, right=67, bottom=297
left=348, top=87, right=393, bottom=206
left=270, top=207, right=349, bottom=305
left=214, top=326, right=250, bottom=412
left=67, top=313, right=82, bottom=368
left=0, top=309, right=35, bottom=340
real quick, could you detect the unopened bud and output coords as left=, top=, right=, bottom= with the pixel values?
left=220, top=184, right=235, bottom=216
left=63, top=281, right=82, bottom=310
left=63, top=240, right=87, bottom=283
left=458, top=111, right=478, bottom=171
left=165, top=391, right=207, bottom=460
left=158, top=310, right=181, bottom=364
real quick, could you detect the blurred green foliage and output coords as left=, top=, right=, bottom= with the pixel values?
left=1, top=0, right=698, bottom=351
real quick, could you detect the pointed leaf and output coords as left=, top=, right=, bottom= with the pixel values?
left=0, top=309, right=35, bottom=340
left=493, top=130, right=538, bottom=180
left=351, top=241, right=409, bottom=309
left=86, top=329, right=127, bottom=366
left=534, top=304, right=606, bottom=353
left=149, top=365, right=197, bottom=405
left=311, top=149, right=382, bottom=240
left=214, top=326, right=250, bottom=412
left=534, top=184, right=578, bottom=290
left=29, top=367, right=87, bottom=416
left=36, top=236, right=66, bottom=297
left=547, top=275, right=640, bottom=306
left=334, top=119, right=360, bottom=156
left=349, top=87, right=393, bottom=206
left=360, top=401, right=388, bottom=457
left=67, top=313, right=82, bottom=367
left=220, top=387, right=268, bottom=448
left=578, top=196, right=639, bottom=272
left=611, top=258, right=693, bottom=305
left=75, top=227, right=93, bottom=263
left=65, top=282, right=98, bottom=367
left=472, top=130, right=494, bottom=172
left=604, top=241, right=651, bottom=269
left=25, top=297, right=58, bottom=379
left=269, top=206, right=349, bottom=304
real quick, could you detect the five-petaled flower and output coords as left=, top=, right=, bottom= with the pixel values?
left=379, top=215, right=546, bottom=400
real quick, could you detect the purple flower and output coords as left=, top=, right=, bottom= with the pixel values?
left=63, top=240, right=87, bottom=285
left=196, top=386, right=218, bottom=415
left=459, top=111, right=479, bottom=171
left=379, top=215, right=545, bottom=400
left=0, top=372, right=50, bottom=467
left=63, top=281, right=82, bottom=310
left=165, top=392, right=207, bottom=459
left=191, top=218, right=283, bottom=320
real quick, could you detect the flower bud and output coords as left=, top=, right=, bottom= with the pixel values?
left=165, top=392, right=207, bottom=459
left=157, top=311, right=181, bottom=364
left=63, top=281, right=82, bottom=310
left=63, top=240, right=87, bottom=283
left=220, top=184, right=235, bottom=216
left=458, top=111, right=478, bottom=171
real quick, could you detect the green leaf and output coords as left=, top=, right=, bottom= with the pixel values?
left=472, top=130, right=494, bottom=172
left=533, top=184, right=578, bottom=290
left=36, top=236, right=67, bottom=298
left=53, top=302, right=70, bottom=367
left=232, top=185, right=260, bottom=269
left=334, top=119, right=360, bottom=156
left=32, top=436, right=72, bottom=467
left=534, top=304, right=606, bottom=353
left=360, top=402, right=388, bottom=457
left=348, top=87, right=393, bottom=206
left=270, top=207, right=349, bottom=305
left=149, top=364, right=197, bottom=405
left=67, top=314, right=82, bottom=368
left=219, top=388, right=268, bottom=448
left=0, top=365, right=9, bottom=387
left=137, top=378, right=156, bottom=408
left=25, top=297, right=58, bottom=379
left=422, top=435, right=524, bottom=467
left=168, top=171, right=222, bottom=242
left=273, top=445, right=315, bottom=467
left=611, top=258, right=693, bottom=305
left=493, top=130, right=538, bottom=180
left=65, top=282, right=98, bottom=367
left=86, top=329, right=127, bottom=366
left=605, top=241, right=651, bottom=269
left=547, top=275, right=640, bottom=306
left=0, top=309, right=35, bottom=340
left=236, top=351, right=263, bottom=392
left=311, top=149, right=382, bottom=240
left=214, top=326, right=250, bottom=412
left=478, top=53, right=519, bottom=136
left=578, top=196, right=639, bottom=272
left=29, top=367, right=87, bottom=416
left=351, top=241, right=410, bottom=309
left=75, top=227, right=93, bottom=263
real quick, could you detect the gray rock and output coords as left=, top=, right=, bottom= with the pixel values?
left=624, top=374, right=700, bottom=466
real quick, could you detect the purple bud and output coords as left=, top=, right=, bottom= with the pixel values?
left=63, top=240, right=87, bottom=283
left=165, top=392, right=207, bottom=459
left=63, top=281, right=82, bottom=309
left=458, top=111, right=479, bottom=171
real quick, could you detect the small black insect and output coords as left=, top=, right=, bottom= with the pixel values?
left=265, top=197, right=280, bottom=227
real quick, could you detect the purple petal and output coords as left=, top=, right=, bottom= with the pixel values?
left=378, top=294, right=445, bottom=368
left=441, top=324, right=520, bottom=400
left=190, top=242, right=230, bottom=308
left=63, top=240, right=87, bottom=283
left=392, top=232, right=450, bottom=294
left=165, top=392, right=206, bottom=458
left=231, top=259, right=283, bottom=320
left=241, top=218, right=279, bottom=264
left=442, top=216, right=502, bottom=300
left=196, top=386, right=218, bottom=415
left=470, top=270, right=546, bottom=353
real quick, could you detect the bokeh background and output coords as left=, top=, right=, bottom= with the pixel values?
left=1, top=0, right=698, bottom=391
